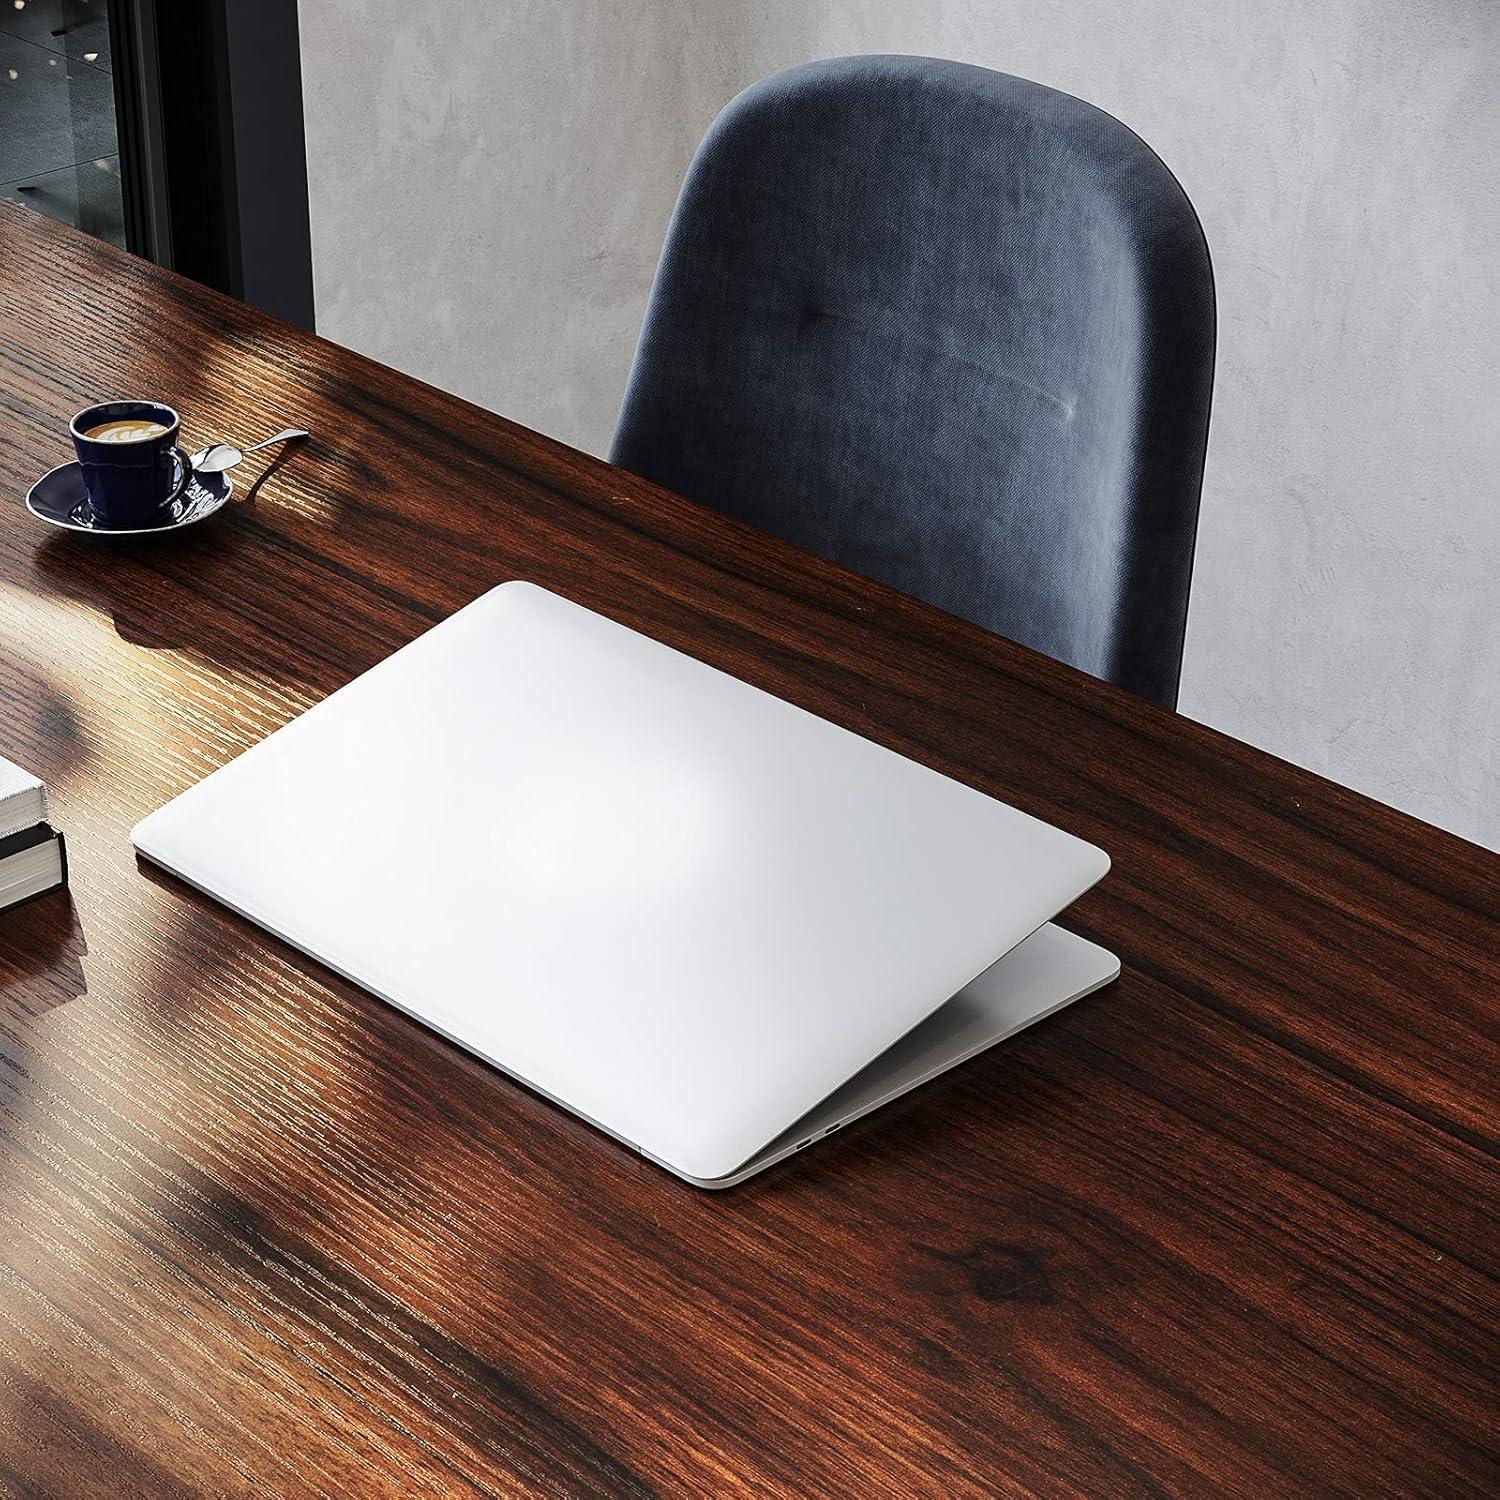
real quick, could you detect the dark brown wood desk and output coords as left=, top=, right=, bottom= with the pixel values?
left=1, top=200, right=1496, bottom=1497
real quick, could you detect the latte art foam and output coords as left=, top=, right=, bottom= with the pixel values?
left=82, top=419, right=170, bottom=443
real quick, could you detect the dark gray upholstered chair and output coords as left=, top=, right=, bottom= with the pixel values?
left=611, top=56, right=1215, bottom=708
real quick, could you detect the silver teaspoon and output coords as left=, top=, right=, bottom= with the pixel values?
left=189, top=427, right=308, bottom=474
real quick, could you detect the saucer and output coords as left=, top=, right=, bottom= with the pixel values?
left=25, top=451, right=233, bottom=536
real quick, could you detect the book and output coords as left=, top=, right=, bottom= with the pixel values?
left=0, top=754, right=67, bottom=912
left=0, top=824, right=67, bottom=912
left=0, top=754, right=48, bottom=840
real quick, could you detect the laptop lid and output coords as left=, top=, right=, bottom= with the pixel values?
left=133, top=582, right=1109, bottom=1182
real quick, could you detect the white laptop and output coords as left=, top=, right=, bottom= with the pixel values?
left=133, top=582, right=1116, bottom=1188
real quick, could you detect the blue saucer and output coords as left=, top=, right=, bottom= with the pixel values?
left=25, top=450, right=232, bottom=536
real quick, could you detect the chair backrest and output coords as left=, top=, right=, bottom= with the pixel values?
left=611, top=56, right=1215, bottom=708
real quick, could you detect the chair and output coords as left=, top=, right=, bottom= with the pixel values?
left=611, top=56, right=1215, bottom=708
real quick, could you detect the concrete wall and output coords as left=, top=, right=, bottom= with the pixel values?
left=297, top=0, right=1500, bottom=849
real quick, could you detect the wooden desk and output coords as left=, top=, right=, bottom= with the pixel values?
left=1, top=201, right=1495, bottom=1496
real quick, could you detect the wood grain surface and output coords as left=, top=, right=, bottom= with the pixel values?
left=0, top=199, right=1496, bottom=1497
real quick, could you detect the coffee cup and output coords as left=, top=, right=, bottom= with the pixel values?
left=69, top=399, right=183, bottom=526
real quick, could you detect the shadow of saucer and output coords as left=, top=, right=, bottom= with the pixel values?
left=32, top=523, right=235, bottom=659
left=0, top=888, right=88, bottom=1018
left=29, top=439, right=341, bottom=687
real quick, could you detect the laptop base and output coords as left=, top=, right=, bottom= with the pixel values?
left=659, top=922, right=1119, bottom=1188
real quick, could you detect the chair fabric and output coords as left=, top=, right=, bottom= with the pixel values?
left=610, top=55, right=1215, bottom=708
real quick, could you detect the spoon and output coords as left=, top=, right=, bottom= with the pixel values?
left=188, top=427, right=308, bottom=474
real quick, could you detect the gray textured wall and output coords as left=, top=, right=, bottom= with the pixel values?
left=297, top=0, right=1500, bottom=849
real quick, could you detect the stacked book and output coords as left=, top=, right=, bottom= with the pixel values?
left=1, top=754, right=67, bottom=913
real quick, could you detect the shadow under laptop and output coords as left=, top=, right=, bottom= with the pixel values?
left=128, top=858, right=760, bottom=1287
left=132, top=851, right=1104, bottom=1219
left=134, top=853, right=854, bottom=1206
left=132, top=852, right=1056, bottom=1206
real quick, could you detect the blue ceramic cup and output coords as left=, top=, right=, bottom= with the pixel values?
left=69, top=399, right=183, bottom=526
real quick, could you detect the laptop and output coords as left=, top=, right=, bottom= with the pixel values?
left=133, top=582, right=1116, bottom=1187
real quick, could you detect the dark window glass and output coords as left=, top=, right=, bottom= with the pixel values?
left=0, top=0, right=125, bottom=246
